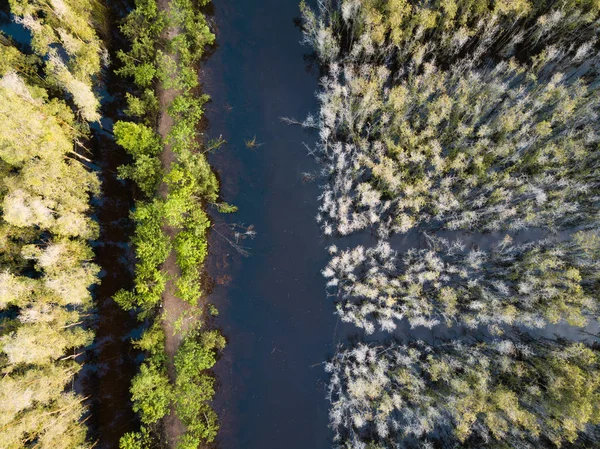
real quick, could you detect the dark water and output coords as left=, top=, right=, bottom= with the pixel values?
left=85, top=129, right=139, bottom=449
left=201, top=1, right=346, bottom=448
left=0, top=6, right=32, bottom=48
left=86, top=80, right=139, bottom=449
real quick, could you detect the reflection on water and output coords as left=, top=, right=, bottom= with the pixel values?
left=84, top=123, right=139, bottom=448
left=0, top=8, right=32, bottom=48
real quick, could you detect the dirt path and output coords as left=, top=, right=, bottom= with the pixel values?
left=155, top=0, right=198, bottom=445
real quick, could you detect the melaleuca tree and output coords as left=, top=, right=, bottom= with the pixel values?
left=324, top=232, right=600, bottom=334
left=301, top=2, right=600, bottom=447
left=9, top=0, right=107, bottom=120
left=0, top=393, right=90, bottom=449
left=302, top=0, right=600, bottom=238
left=301, top=0, right=599, bottom=68
left=327, top=338, right=600, bottom=449
left=0, top=364, right=79, bottom=426
left=0, top=73, right=100, bottom=239
left=0, top=37, right=100, bottom=449
left=311, top=51, right=600, bottom=238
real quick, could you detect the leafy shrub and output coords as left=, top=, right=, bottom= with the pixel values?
left=130, top=362, right=173, bottom=425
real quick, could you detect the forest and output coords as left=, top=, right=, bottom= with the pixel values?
left=0, top=0, right=226, bottom=447
left=1, top=0, right=600, bottom=448
left=300, top=0, right=600, bottom=447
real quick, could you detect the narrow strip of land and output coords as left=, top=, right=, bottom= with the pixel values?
left=155, top=0, right=197, bottom=445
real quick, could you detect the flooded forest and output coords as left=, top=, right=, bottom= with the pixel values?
left=1, top=0, right=600, bottom=449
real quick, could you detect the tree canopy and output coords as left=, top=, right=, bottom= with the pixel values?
left=300, top=0, right=600, bottom=447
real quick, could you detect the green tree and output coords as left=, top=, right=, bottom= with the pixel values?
left=130, top=363, right=173, bottom=425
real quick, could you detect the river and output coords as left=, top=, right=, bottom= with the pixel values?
left=201, top=1, right=343, bottom=448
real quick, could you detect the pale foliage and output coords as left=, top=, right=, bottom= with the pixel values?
left=301, top=1, right=600, bottom=447
left=0, top=42, right=99, bottom=449
left=327, top=339, right=600, bottom=448
left=325, top=233, right=600, bottom=333
left=1, top=324, right=92, bottom=365
left=9, top=0, right=106, bottom=122
left=48, top=50, right=100, bottom=122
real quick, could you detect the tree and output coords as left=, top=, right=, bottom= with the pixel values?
left=9, top=0, right=106, bottom=121
left=301, top=2, right=600, bottom=448
left=114, top=121, right=163, bottom=196
left=130, top=363, right=173, bottom=425
left=174, top=329, right=226, bottom=444
left=327, top=338, right=600, bottom=448
left=0, top=35, right=99, bottom=449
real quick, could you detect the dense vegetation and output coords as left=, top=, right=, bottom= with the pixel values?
left=0, top=0, right=105, bottom=446
left=325, top=232, right=600, bottom=333
left=303, top=0, right=600, bottom=238
left=0, top=0, right=227, bottom=446
left=300, top=0, right=600, bottom=447
left=327, top=337, right=600, bottom=448
left=113, top=0, right=229, bottom=447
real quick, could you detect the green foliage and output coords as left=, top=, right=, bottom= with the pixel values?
left=0, top=37, right=41, bottom=80
left=116, top=0, right=165, bottom=88
left=174, top=210, right=210, bottom=272
left=130, top=362, right=173, bottom=424
left=119, top=432, right=145, bottom=449
left=117, top=156, right=163, bottom=197
left=134, top=322, right=167, bottom=358
left=125, top=90, right=159, bottom=120
left=216, top=202, right=238, bottom=213
left=208, top=303, right=219, bottom=316
left=166, top=153, right=219, bottom=204
left=114, top=0, right=233, bottom=446
left=114, top=121, right=163, bottom=196
left=114, top=121, right=163, bottom=156
left=176, top=434, right=203, bottom=449
left=167, top=93, right=210, bottom=151
left=121, top=200, right=171, bottom=312
left=0, top=392, right=90, bottom=449
left=174, top=329, right=226, bottom=444
left=113, top=289, right=140, bottom=311
left=113, top=200, right=170, bottom=313
left=175, top=271, right=203, bottom=305
left=175, top=329, right=225, bottom=376
left=171, top=0, right=214, bottom=64
left=131, top=200, right=171, bottom=274
left=0, top=34, right=100, bottom=448
left=119, top=426, right=153, bottom=449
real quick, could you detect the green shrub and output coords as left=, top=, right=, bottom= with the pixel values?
left=130, top=362, right=173, bottom=425
left=117, top=155, right=162, bottom=197
left=114, top=121, right=162, bottom=156
left=173, top=329, right=226, bottom=443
